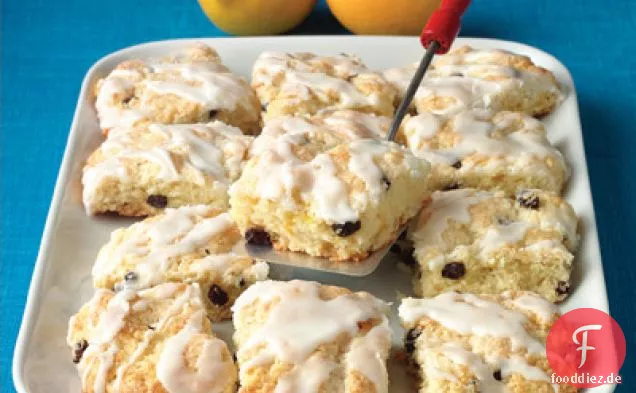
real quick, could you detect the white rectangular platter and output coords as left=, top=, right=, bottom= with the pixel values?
left=13, top=36, right=612, bottom=393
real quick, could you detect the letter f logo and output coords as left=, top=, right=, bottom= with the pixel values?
left=572, top=324, right=602, bottom=368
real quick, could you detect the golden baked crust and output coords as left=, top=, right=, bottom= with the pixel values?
left=67, top=283, right=237, bottom=393
left=92, top=205, right=268, bottom=321
left=252, top=52, right=396, bottom=121
left=94, top=44, right=261, bottom=135
left=232, top=280, right=391, bottom=393
left=398, top=291, right=578, bottom=393
left=383, top=46, right=562, bottom=117
left=82, top=121, right=252, bottom=216
left=408, top=189, right=579, bottom=302
left=399, top=109, right=569, bottom=195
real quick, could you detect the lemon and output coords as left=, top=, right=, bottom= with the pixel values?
left=198, top=0, right=317, bottom=36
left=326, top=0, right=441, bottom=35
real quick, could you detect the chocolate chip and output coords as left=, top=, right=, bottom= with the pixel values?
left=332, top=220, right=362, bottom=237
left=146, top=194, right=168, bottom=208
left=346, top=73, right=358, bottom=82
left=260, top=104, right=268, bottom=111
left=122, top=96, right=133, bottom=105
left=124, top=271, right=138, bottom=282
left=441, top=262, right=466, bottom=279
left=442, top=181, right=461, bottom=191
left=382, top=175, right=392, bottom=190
left=72, top=340, right=89, bottom=364
left=208, top=284, right=229, bottom=306
left=204, top=248, right=211, bottom=255
left=208, top=109, right=218, bottom=119
left=148, top=324, right=156, bottom=330
left=245, top=228, right=272, bottom=247
left=238, top=278, right=246, bottom=288
left=556, top=281, right=570, bottom=295
left=390, top=244, right=402, bottom=254
left=405, top=328, right=421, bottom=353
left=451, top=160, right=462, bottom=169
left=517, top=191, right=540, bottom=209
left=493, top=369, right=502, bottom=381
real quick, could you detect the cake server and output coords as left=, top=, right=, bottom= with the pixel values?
left=241, top=0, right=471, bottom=275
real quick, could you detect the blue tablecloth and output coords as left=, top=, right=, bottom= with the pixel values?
left=2, top=0, right=635, bottom=391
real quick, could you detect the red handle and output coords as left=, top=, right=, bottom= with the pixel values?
left=420, top=0, right=471, bottom=54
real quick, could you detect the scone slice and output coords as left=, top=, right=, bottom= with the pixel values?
left=92, top=205, right=268, bottom=320
left=230, top=134, right=431, bottom=262
left=251, top=52, right=396, bottom=121
left=94, top=43, right=261, bottom=134
left=398, top=291, right=577, bottom=393
left=249, top=110, right=391, bottom=157
left=383, top=46, right=562, bottom=117
left=82, top=121, right=253, bottom=216
left=400, top=109, right=569, bottom=195
left=67, top=283, right=237, bottom=393
left=232, top=280, right=391, bottom=393
left=408, top=189, right=579, bottom=302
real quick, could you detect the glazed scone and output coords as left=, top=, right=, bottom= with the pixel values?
left=249, top=110, right=391, bottom=157
left=399, top=110, right=569, bottom=195
left=230, top=131, right=431, bottom=262
left=232, top=280, right=391, bottom=393
left=94, top=43, right=261, bottom=135
left=398, top=291, right=577, bottom=393
left=408, top=189, right=579, bottom=302
left=252, top=52, right=396, bottom=121
left=383, top=46, right=562, bottom=117
left=82, top=121, right=253, bottom=216
left=92, top=205, right=269, bottom=321
left=67, top=283, right=237, bottom=393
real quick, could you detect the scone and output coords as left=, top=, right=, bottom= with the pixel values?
left=249, top=110, right=391, bottom=157
left=383, top=46, right=562, bottom=117
left=251, top=52, right=396, bottom=121
left=67, top=283, right=237, bottom=393
left=229, top=132, right=431, bottom=262
left=398, top=291, right=577, bottom=393
left=92, top=205, right=269, bottom=320
left=408, top=189, right=579, bottom=302
left=232, top=280, right=391, bottom=393
left=94, top=43, right=261, bottom=134
left=82, top=121, right=253, bottom=216
left=399, top=110, right=569, bottom=195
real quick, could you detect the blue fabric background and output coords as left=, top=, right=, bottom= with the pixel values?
left=1, top=0, right=635, bottom=391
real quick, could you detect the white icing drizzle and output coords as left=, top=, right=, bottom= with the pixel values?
left=398, top=293, right=545, bottom=354
left=478, top=221, right=530, bottom=259
left=252, top=52, right=384, bottom=110
left=235, top=135, right=420, bottom=224
left=82, top=122, right=251, bottom=214
left=504, top=292, right=558, bottom=322
left=345, top=319, right=391, bottom=393
left=383, top=47, right=561, bottom=116
left=157, top=310, right=234, bottom=393
left=91, top=290, right=135, bottom=344
left=92, top=206, right=238, bottom=289
left=402, top=110, right=567, bottom=178
left=273, top=356, right=337, bottom=393
left=95, top=50, right=256, bottom=129
left=232, top=280, right=390, bottom=392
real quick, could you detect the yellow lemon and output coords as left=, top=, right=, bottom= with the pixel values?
left=197, top=0, right=317, bottom=36
left=326, top=0, right=441, bottom=35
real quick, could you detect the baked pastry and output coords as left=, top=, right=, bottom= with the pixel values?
left=82, top=121, right=252, bottom=216
left=398, top=291, right=577, bottom=393
left=67, top=283, right=237, bottom=393
left=230, top=131, right=431, bottom=261
left=251, top=52, right=396, bottom=121
left=249, top=110, right=391, bottom=157
left=94, top=43, right=261, bottom=135
left=408, top=189, right=579, bottom=302
left=399, top=109, right=569, bottom=195
left=232, top=280, right=391, bottom=393
left=383, top=46, right=562, bottom=117
left=92, top=205, right=269, bottom=320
